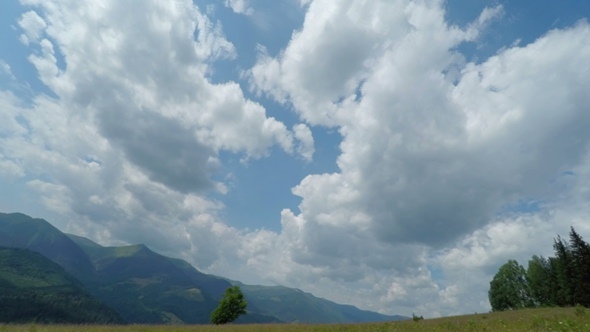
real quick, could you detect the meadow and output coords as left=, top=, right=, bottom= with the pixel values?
left=1, top=307, right=589, bottom=332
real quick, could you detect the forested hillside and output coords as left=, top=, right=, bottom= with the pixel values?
left=0, top=247, right=123, bottom=324
left=68, top=234, right=230, bottom=324
left=0, top=212, right=405, bottom=324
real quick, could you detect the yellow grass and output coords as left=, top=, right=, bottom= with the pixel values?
left=2, top=307, right=589, bottom=332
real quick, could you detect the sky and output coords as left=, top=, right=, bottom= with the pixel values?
left=1, top=0, right=590, bottom=318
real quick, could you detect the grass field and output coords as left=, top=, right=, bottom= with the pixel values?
left=1, top=307, right=589, bottom=332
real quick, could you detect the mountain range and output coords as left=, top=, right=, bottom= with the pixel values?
left=0, top=246, right=123, bottom=324
left=0, top=212, right=406, bottom=324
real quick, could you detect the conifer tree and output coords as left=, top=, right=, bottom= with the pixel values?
left=491, top=227, right=590, bottom=310
left=552, top=236, right=575, bottom=306
left=569, top=227, right=590, bottom=306
left=526, top=255, right=556, bottom=307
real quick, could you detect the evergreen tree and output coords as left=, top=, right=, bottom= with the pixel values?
left=491, top=227, right=590, bottom=310
left=553, top=236, right=575, bottom=306
left=569, top=227, right=590, bottom=306
left=526, top=255, right=556, bottom=307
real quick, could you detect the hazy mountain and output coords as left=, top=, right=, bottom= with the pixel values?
left=0, top=212, right=95, bottom=279
left=233, top=282, right=407, bottom=323
left=0, top=212, right=227, bottom=324
left=0, top=212, right=406, bottom=324
left=0, top=246, right=123, bottom=324
left=67, top=234, right=231, bottom=324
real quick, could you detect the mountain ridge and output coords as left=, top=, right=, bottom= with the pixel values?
left=0, top=246, right=123, bottom=324
left=0, top=212, right=407, bottom=324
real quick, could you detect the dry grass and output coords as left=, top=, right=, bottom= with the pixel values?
left=2, top=306, right=589, bottom=332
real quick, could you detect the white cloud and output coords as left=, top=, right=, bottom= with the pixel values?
left=224, top=0, right=254, bottom=16
left=0, top=60, right=16, bottom=81
left=4, top=0, right=590, bottom=319
left=13, top=0, right=306, bottom=193
left=464, top=5, right=504, bottom=41
left=244, top=0, right=590, bottom=317
left=250, top=0, right=407, bottom=126
left=1, top=0, right=308, bottom=253
left=0, top=156, right=24, bottom=178
left=18, top=10, right=46, bottom=45
left=251, top=0, right=590, bottom=247
left=293, top=123, right=314, bottom=161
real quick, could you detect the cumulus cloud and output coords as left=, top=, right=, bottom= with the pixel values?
left=244, top=0, right=590, bottom=316
left=4, top=0, right=590, bottom=319
left=0, top=0, right=309, bottom=252
left=250, top=0, right=590, bottom=246
left=11, top=0, right=311, bottom=190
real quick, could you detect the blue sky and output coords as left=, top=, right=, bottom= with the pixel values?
left=2, top=0, right=590, bottom=317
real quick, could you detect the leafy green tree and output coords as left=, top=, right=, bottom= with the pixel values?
left=489, top=260, right=533, bottom=311
left=210, top=285, right=247, bottom=325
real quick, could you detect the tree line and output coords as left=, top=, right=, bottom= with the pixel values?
left=488, top=227, right=590, bottom=311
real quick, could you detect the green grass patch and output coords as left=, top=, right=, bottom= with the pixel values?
left=1, top=307, right=590, bottom=331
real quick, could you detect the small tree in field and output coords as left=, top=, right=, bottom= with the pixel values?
left=210, top=285, right=247, bottom=324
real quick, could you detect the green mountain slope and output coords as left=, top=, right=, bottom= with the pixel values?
left=67, top=234, right=230, bottom=324
left=0, top=213, right=230, bottom=324
left=0, top=212, right=406, bottom=324
left=0, top=212, right=95, bottom=279
left=233, top=282, right=407, bottom=323
left=0, top=247, right=123, bottom=324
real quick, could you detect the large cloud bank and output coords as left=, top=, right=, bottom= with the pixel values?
left=1, top=0, right=590, bottom=317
